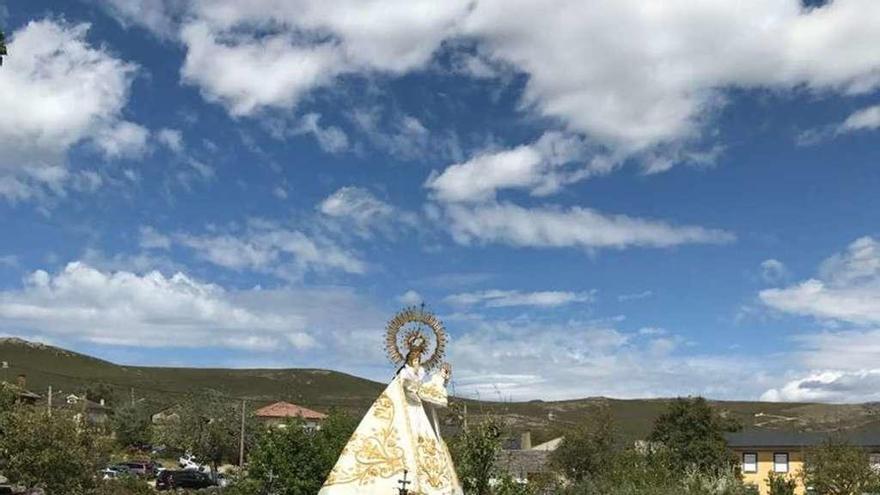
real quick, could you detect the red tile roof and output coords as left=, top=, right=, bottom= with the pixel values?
left=254, top=401, right=326, bottom=420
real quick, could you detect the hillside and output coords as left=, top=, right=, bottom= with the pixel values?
left=4, top=337, right=879, bottom=444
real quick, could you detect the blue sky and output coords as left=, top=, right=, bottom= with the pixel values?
left=2, top=0, right=880, bottom=402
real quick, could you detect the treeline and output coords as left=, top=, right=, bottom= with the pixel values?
left=2, top=385, right=879, bottom=494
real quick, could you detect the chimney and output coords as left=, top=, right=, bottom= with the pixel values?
left=520, top=431, right=532, bottom=450
left=16, top=374, right=26, bottom=390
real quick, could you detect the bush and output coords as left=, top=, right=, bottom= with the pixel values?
left=450, top=417, right=504, bottom=495
left=549, top=406, right=616, bottom=483
left=238, top=410, right=357, bottom=495
left=94, top=476, right=154, bottom=495
left=801, top=438, right=880, bottom=495
left=766, top=471, right=797, bottom=495
left=0, top=407, right=109, bottom=494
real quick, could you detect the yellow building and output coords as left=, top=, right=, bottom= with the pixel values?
left=727, top=431, right=880, bottom=495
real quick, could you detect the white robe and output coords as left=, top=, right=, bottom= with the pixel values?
left=319, top=366, right=463, bottom=495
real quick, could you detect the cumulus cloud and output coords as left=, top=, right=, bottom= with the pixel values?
left=176, top=0, right=471, bottom=116
left=758, top=238, right=880, bottom=402
left=462, top=0, right=880, bottom=155
left=437, top=202, right=734, bottom=250
left=760, top=237, right=880, bottom=325
left=761, top=370, right=880, bottom=403
left=171, top=220, right=366, bottom=280
left=97, top=1, right=880, bottom=167
left=445, top=289, right=594, bottom=308
left=0, top=262, right=314, bottom=350
left=0, top=20, right=143, bottom=201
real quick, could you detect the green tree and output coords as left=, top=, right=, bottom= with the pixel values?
left=450, top=417, right=504, bottom=495
left=112, top=402, right=152, bottom=448
left=153, top=393, right=254, bottom=476
left=80, top=382, right=117, bottom=406
left=549, top=405, right=617, bottom=483
left=801, top=438, right=880, bottom=495
left=648, top=397, right=740, bottom=474
left=243, top=410, right=357, bottom=495
left=0, top=408, right=109, bottom=494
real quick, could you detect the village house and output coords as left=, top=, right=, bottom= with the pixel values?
left=63, top=393, right=112, bottom=425
left=9, top=374, right=41, bottom=405
left=495, top=432, right=557, bottom=483
left=254, top=401, right=327, bottom=429
left=727, top=430, right=880, bottom=495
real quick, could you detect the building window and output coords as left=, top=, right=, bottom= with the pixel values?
left=773, top=453, right=789, bottom=473
left=742, top=452, right=758, bottom=473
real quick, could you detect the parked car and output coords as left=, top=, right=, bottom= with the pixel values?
left=156, top=470, right=215, bottom=491
left=100, top=466, right=129, bottom=480
left=178, top=453, right=209, bottom=472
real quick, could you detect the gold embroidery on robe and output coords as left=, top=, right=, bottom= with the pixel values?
left=417, top=435, right=451, bottom=489
left=323, top=392, right=405, bottom=486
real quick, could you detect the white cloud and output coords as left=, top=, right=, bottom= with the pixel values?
left=760, top=258, right=789, bottom=284
left=319, top=186, right=393, bottom=224
left=292, top=114, right=349, bottom=154
left=463, top=0, right=880, bottom=155
left=758, top=238, right=880, bottom=402
left=172, top=221, right=366, bottom=280
left=396, top=290, right=423, bottom=306
left=139, top=226, right=172, bottom=250
left=0, top=262, right=314, bottom=350
left=0, top=20, right=143, bottom=201
left=761, top=369, right=880, bottom=403
left=177, top=0, right=471, bottom=116
left=425, top=132, right=589, bottom=203
left=438, top=201, right=734, bottom=250
left=93, top=121, right=150, bottom=159
left=760, top=237, right=880, bottom=325
left=96, top=0, right=181, bottom=40
left=351, top=108, right=460, bottom=162
left=318, top=186, right=417, bottom=239
left=157, top=128, right=185, bottom=153
left=448, top=314, right=771, bottom=400
left=445, top=289, right=594, bottom=308
left=99, top=0, right=880, bottom=169
left=838, top=104, right=880, bottom=133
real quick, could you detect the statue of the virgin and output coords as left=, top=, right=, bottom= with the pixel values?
left=318, top=307, right=464, bottom=495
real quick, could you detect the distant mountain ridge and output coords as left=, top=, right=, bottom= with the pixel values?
left=3, top=337, right=879, bottom=444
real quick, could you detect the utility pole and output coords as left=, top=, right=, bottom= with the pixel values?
left=47, top=385, right=53, bottom=416
left=239, top=400, right=246, bottom=466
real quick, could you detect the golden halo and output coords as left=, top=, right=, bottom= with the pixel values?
left=385, top=306, right=447, bottom=371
